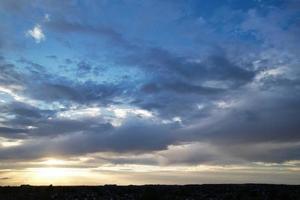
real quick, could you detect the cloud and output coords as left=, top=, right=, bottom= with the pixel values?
left=44, top=13, right=50, bottom=22
left=26, top=24, right=45, bottom=43
left=0, top=117, right=176, bottom=160
left=26, top=81, right=123, bottom=105
left=77, top=60, right=92, bottom=75
left=47, top=19, right=135, bottom=49
left=121, top=47, right=256, bottom=88
left=0, top=0, right=300, bottom=173
left=0, top=126, right=28, bottom=138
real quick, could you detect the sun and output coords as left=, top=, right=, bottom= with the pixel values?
left=28, top=158, right=81, bottom=184
left=31, top=158, right=71, bottom=180
left=33, top=167, right=70, bottom=179
left=28, top=167, right=92, bottom=185
left=40, top=158, right=67, bottom=166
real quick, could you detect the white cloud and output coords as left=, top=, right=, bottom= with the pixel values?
left=255, top=67, right=284, bottom=81
left=0, top=137, right=23, bottom=148
left=197, top=104, right=205, bottom=110
left=215, top=100, right=233, bottom=109
left=0, top=85, right=24, bottom=101
left=44, top=14, right=50, bottom=22
left=26, top=24, right=45, bottom=43
left=105, top=105, right=154, bottom=126
left=162, top=116, right=182, bottom=124
left=56, top=107, right=101, bottom=119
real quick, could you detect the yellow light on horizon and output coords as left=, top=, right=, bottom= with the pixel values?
left=33, top=167, right=70, bottom=179
left=0, top=138, right=23, bottom=148
left=28, top=167, right=94, bottom=185
left=31, top=158, right=85, bottom=181
left=40, top=158, right=67, bottom=166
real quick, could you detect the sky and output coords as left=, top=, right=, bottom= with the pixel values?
left=0, top=0, right=300, bottom=185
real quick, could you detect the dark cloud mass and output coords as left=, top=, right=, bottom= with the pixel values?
left=0, top=0, right=300, bottom=183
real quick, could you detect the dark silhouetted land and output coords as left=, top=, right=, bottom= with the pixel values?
left=0, top=184, right=300, bottom=200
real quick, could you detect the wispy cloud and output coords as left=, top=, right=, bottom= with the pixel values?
left=26, top=24, right=45, bottom=43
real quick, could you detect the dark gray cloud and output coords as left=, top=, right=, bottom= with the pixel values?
left=0, top=0, right=28, bottom=12
left=0, top=63, right=23, bottom=86
left=0, top=126, right=28, bottom=138
left=29, top=83, right=83, bottom=102
left=77, top=60, right=92, bottom=75
left=0, top=118, right=176, bottom=160
left=122, top=48, right=256, bottom=85
left=222, top=142, right=300, bottom=163
left=46, top=55, right=57, bottom=59
left=27, top=81, right=123, bottom=105
left=119, top=47, right=257, bottom=118
left=3, top=102, right=44, bottom=119
left=141, top=81, right=225, bottom=95
left=188, top=89, right=300, bottom=144
left=47, top=18, right=136, bottom=49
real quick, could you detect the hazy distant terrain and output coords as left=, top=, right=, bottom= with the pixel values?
left=0, top=184, right=300, bottom=200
